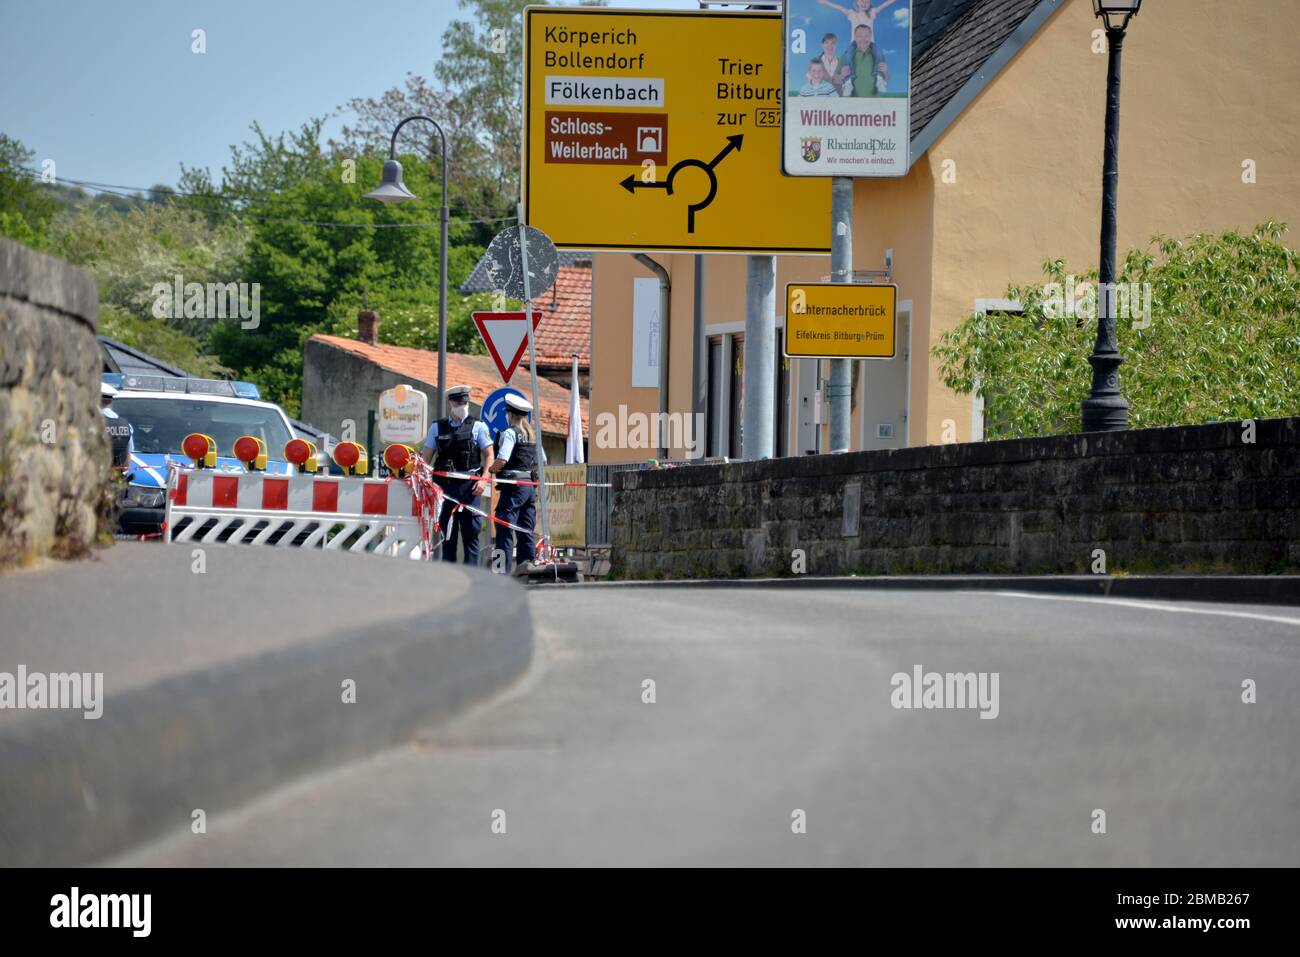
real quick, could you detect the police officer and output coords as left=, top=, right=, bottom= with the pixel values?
left=100, top=382, right=134, bottom=470
left=488, top=393, right=545, bottom=573
left=420, top=385, right=494, bottom=564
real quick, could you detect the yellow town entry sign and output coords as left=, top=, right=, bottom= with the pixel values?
left=784, top=282, right=897, bottom=359
left=524, top=7, right=830, bottom=254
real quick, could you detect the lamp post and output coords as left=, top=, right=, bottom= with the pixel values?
left=365, top=115, right=450, bottom=416
left=1081, top=0, right=1141, bottom=433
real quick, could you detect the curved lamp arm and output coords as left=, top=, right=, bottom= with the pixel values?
left=387, top=114, right=446, bottom=162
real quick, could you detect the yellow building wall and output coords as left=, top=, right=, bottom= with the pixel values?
left=852, top=160, right=935, bottom=445
left=920, top=0, right=1300, bottom=443
left=701, top=254, right=833, bottom=454
left=590, top=251, right=830, bottom=461
left=592, top=0, right=1300, bottom=455
left=589, top=252, right=692, bottom=464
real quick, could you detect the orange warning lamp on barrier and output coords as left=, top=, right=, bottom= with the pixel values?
left=283, top=438, right=318, bottom=474
left=332, top=440, right=368, bottom=477
left=182, top=432, right=217, bottom=468
left=383, top=443, right=419, bottom=479
left=232, top=435, right=268, bottom=471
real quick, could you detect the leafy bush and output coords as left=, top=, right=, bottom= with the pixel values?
left=0, top=134, right=61, bottom=249
left=52, top=204, right=246, bottom=343
left=933, top=222, right=1300, bottom=439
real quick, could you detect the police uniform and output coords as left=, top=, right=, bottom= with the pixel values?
left=422, top=385, right=493, bottom=565
left=100, top=383, right=134, bottom=469
left=492, top=394, right=545, bottom=573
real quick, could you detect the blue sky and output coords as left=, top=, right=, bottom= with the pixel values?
left=0, top=0, right=698, bottom=192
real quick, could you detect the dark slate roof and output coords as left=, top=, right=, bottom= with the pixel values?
left=910, top=0, right=1054, bottom=141
left=459, top=249, right=591, bottom=295
left=912, top=0, right=987, bottom=58
left=99, top=336, right=192, bottom=378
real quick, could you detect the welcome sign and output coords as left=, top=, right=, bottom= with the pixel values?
left=781, top=0, right=911, bottom=177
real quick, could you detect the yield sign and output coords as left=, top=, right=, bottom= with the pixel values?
left=472, top=311, right=543, bottom=383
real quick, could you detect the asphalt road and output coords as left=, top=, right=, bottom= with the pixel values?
left=114, top=587, right=1300, bottom=866
left=0, top=543, right=470, bottom=709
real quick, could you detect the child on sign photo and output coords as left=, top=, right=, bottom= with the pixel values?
left=816, top=0, right=902, bottom=35
left=800, top=59, right=840, bottom=97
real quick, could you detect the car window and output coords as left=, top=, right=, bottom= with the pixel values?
left=113, top=398, right=293, bottom=457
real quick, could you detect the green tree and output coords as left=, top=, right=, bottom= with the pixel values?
left=322, top=285, right=495, bottom=355
left=337, top=0, right=530, bottom=236
left=191, top=120, right=483, bottom=415
left=98, top=305, right=231, bottom=378
left=181, top=120, right=336, bottom=205
left=0, top=133, right=239, bottom=375
left=336, top=0, right=603, bottom=240
left=933, top=222, right=1300, bottom=439
left=51, top=202, right=246, bottom=343
left=0, top=133, right=61, bottom=248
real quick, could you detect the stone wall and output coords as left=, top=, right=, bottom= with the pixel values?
left=301, top=337, right=392, bottom=444
left=609, top=417, right=1300, bottom=579
left=0, top=238, right=108, bottom=570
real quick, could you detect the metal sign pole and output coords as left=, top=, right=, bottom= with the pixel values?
left=516, top=203, right=550, bottom=548
left=742, top=255, right=775, bottom=460
left=829, top=177, right=854, bottom=452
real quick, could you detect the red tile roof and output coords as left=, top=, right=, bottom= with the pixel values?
left=531, top=263, right=590, bottom=368
left=311, top=334, right=587, bottom=437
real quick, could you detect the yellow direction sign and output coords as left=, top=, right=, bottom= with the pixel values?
left=524, top=7, right=830, bottom=254
left=784, top=282, right=896, bottom=359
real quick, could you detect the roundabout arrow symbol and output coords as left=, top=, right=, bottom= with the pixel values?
left=708, top=133, right=744, bottom=168
left=619, top=174, right=665, bottom=194
left=618, top=134, right=744, bottom=234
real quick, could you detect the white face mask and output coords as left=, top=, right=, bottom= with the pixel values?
left=449, top=404, right=469, bottom=422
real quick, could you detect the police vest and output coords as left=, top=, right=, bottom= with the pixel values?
left=104, top=415, right=132, bottom=468
left=497, top=426, right=537, bottom=474
left=433, top=416, right=482, bottom=472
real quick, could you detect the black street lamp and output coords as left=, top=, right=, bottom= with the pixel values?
left=1081, top=0, right=1141, bottom=433
left=365, top=115, right=450, bottom=415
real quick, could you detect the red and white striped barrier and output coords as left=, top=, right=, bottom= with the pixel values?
left=164, top=468, right=428, bottom=558
left=172, top=470, right=417, bottom=515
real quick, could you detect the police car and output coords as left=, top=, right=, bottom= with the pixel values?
left=105, top=373, right=305, bottom=536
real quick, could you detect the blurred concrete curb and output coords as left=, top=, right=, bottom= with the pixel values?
left=591, top=575, right=1300, bottom=606
left=0, top=546, right=533, bottom=866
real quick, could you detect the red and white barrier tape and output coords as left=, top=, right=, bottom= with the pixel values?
left=396, top=460, right=445, bottom=560
left=398, top=459, right=546, bottom=560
